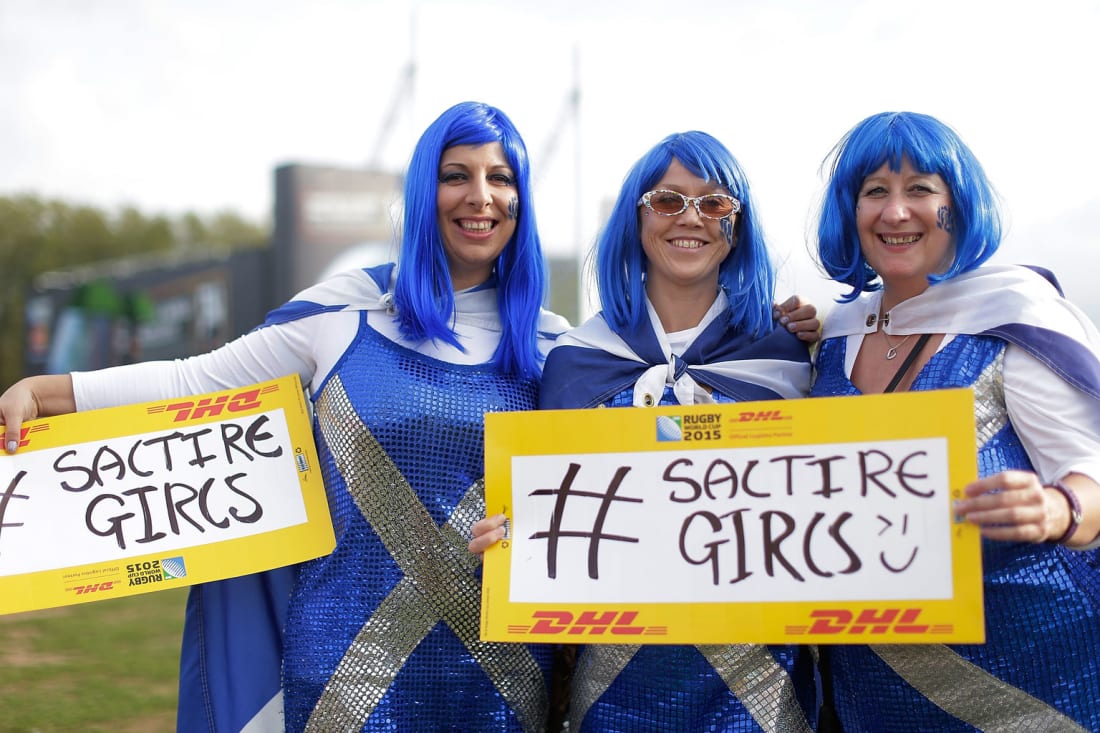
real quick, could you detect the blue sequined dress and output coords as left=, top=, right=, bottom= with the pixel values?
left=811, top=332, right=1100, bottom=731
left=539, top=296, right=817, bottom=733
left=282, top=316, right=554, bottom=732
left=561, top=385, right=816, bottom=733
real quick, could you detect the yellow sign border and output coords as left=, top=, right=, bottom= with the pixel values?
left=1, top=374, right=333, bottom=615
left=482, top=389, right=984, bottom=644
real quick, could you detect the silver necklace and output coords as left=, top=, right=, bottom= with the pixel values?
left=878, top=311, right=913, bottom=360
left=883, top=332, right=914, bottom=360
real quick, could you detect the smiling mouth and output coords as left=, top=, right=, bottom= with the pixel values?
left=669, top=238, right=706, bottom=249
left=880, top=234, right=921, bottom=245
left=458, top=219, right=496, bottom=232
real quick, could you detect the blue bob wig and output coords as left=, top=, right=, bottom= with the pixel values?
left=394, top=101, right=548, bottom=379
left=595, top=131, right=776, bottom=339
left=817, top=111, right=1003, bottom=301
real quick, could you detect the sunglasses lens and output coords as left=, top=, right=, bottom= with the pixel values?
left=647, top=191, right=687, bottom=215
left=698, top=195, right=735, bottom=218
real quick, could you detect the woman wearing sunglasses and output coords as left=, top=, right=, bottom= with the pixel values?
left=810, top=111, right=1100, bottom=730
left=474, top=130, right=820, bottom=731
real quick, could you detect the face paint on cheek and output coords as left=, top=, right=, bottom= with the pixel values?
left=720, top=217, right=736, bottom=248
left=507, top=196, right=519, bottom=221
left=937, top=205, right=955, bottom=233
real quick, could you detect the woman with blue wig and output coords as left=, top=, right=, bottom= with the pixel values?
left=475, top=130, right=820, bottom=731
left=0, top=101, right=568, bottom=732
left=811, top=111, right=1100, bottom=730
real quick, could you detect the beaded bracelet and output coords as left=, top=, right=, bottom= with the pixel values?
left=1048, top=480, right=1083, bottom=545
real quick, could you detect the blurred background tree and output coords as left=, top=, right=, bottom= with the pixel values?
left=0, top=194, right=269, bottom=388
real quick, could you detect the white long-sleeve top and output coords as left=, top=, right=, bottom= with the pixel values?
left=73, top=267, right=569, bottom=410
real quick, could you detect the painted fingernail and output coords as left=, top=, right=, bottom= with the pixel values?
left=6, top=440, right=17, bottom=453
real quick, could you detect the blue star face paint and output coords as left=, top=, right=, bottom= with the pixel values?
left=937, top=205, right=954, bottom=233
left=720, top=216, right=736, bottom=248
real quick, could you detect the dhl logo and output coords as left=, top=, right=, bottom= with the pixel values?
left=511, top=610, right=667, bottom=637
left=736, top=409, right=789, bottom=422
left=6, top=423, right=50, bottom=450
left=787, top=608, right=953, bottom=636
left=20, top=423, right=50, bottom=449
left=70, top=581, right=117, bottom=595
left=146, top=385, right=278, bottom=422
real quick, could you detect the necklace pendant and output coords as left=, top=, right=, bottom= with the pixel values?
left=885, top=347, right=898, bottom=360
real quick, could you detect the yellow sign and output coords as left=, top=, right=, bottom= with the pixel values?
left=482, top=389, right=983, bottom=644
left=0, top=375, right=334, bottom=615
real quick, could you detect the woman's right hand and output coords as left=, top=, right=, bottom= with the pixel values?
left=468, top=513, right=509, bottom=555
left=1, top=375, right=76, bottom=453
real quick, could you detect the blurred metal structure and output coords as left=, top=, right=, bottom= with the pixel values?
left=272, top=164, right=402, bottom=302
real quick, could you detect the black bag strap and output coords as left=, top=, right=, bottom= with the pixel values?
left=816, top=644, right=843, bottom=732
left=884, top=333, right=933, bottom=393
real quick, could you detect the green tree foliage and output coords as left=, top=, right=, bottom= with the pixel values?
left=205, top=210, right=269, bottom=249
left=175, top=209, right=268, bottom=250
left=0, top=194, right=269, bottom=388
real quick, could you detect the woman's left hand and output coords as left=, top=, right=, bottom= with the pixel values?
left=468, top=513, right=508, bottom=555
left=954, top=470, right=1070, bottom=543
left=774, top=295, right=821, bottom=343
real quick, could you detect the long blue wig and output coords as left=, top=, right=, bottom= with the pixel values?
left=595, top=131, right=776, bottom=339
left=394, top=101, right=548, bottom=379
left=817, top=111, right=1003, bottom=301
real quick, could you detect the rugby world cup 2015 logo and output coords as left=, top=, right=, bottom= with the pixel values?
left=656, top=416, right=683, bottom=442
left=126, top=557, right=187, bottom=588
left=160, top=557, right=188, bottom=580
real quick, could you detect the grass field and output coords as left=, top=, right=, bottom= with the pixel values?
left=0, top=587, right=188, bottom=733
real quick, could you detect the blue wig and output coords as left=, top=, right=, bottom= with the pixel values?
left=817, top=111, right=1003, bottom=301
left=394, top=101, right=548, bottom=379
left=595, top=131, right=776, bottom=339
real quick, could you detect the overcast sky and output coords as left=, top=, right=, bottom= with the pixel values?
left=3, top=0, right=1098, bottom=316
